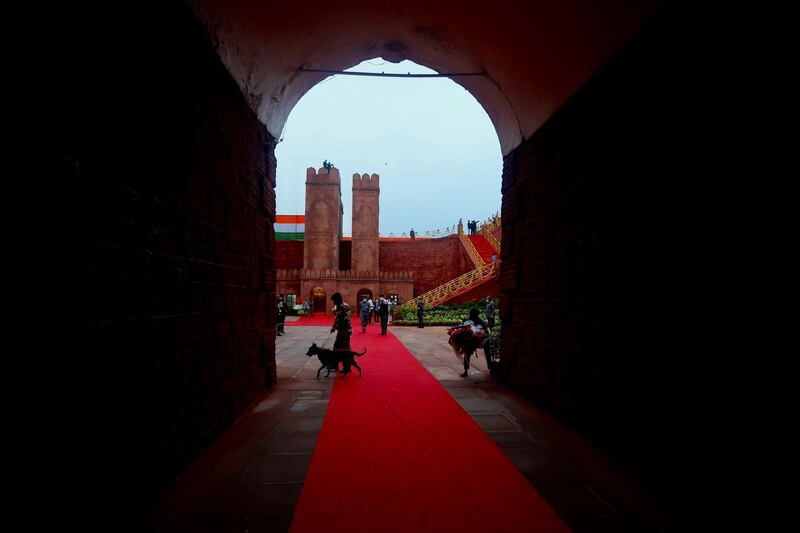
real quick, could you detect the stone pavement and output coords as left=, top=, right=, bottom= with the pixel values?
left=138, top=325, right=671, bottom=532
left=392, top=327, right=673, bottom=532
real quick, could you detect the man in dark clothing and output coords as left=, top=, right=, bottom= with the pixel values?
left=276, top=295, right=286, bottom=336
left=417, top=300, right=425, bottom=328
left=378, top=294, right=390, bottom=335
left=359, top=296, right=372, bottom=333
left=485, top=296, right=496, bottom=329
left=330, top=292, right=352, bottom=351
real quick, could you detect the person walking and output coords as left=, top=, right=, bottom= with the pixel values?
left=330, top=292, right=352, bottom=351
left=410, top=228, right=415, bottom=240
left=359, top=295, right=372, bottom=333
left=378, top=294, right=390, bottom=335
left=364, top=297, right=373, bottom=324
left=448, top=308, right=488, bottom=377
left=417, top=299, right=425, bottom=328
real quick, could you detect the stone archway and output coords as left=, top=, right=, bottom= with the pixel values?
left=356, top=287, right=373, bottom=303
left=189, top=0, right=659, bottom=156
left=52, top=2, right=708, bottom=524
left=311, top=286, right=326, bottom=315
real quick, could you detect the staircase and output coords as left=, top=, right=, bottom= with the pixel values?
left=399, top=226, right=502, bottom=312
left=482, top=227, right=501, bottom=255
left=468, top=234, right=496, bottom=263
left=399, top=262, right=498, bottom=312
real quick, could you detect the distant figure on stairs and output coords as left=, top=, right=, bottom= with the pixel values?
left=417, top=300, right=425, bottom=328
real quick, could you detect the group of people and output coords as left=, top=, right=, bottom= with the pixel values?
left=358, top=294, right=393, bottom=335
left=407, top=216, right=498, bottom=240
left=327, top=291, right=499, bottom=380
left=327, top=292, right=395, bottom=355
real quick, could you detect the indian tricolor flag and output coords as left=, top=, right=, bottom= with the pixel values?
left=275, top=215, right=305, bottom=240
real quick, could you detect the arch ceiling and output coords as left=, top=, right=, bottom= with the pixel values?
left=189, top=0, right=660, bottom=155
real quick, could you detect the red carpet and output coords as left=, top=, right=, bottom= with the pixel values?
left=288, top=313, right=393, bottom=328
left=286, top=313, right=334, bottom=326
left=467, top=234, right=497, bottom=263
left=289, top=330, right=568, bottom=532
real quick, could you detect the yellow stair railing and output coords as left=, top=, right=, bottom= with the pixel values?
left=399, top=261, right=497, bottom=312
left=459, top=233, right=486, bottom=268
left=482, top=227, right=501, bottom=255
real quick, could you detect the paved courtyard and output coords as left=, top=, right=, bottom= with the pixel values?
left=140, top=324, right=670, bottom=532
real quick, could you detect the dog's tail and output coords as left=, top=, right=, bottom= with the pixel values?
left=355, top=348, right=367, bottom=357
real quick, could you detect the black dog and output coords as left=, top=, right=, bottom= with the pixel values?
left=305, top=343, right=366, bottom=379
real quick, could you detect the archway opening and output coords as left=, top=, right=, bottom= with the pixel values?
left=275, top=58, right=504, bottom=310
left=276, top=58, right=502, bottom=239
left=356, top=287, right=373, bottom=302
left=311, top=287, right=326, bottom=315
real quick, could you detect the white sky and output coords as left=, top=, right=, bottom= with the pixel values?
left=275, top=59, right=502, bottom=237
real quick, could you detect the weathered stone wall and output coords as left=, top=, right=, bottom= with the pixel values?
left=497, top=5, right=709, bottom=506
left=49, top=0, right=276, bottom=521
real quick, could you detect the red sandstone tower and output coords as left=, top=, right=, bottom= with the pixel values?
left=278, top=166, right=414, bottom=314
left=351, top=173, right=380, bottom=273
left=303, top=166, right=343, bottom=271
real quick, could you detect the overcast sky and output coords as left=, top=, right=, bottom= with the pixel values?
left=275, top=59, right=502, bottom=236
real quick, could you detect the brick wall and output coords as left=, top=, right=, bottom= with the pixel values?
left=276, top=240, right=305, bottom=269
left=281, top=237, right=470, bottom=298
left=380, top=235, right=469, bottom=296
left=497, top=5, right=710, bottom=508
left=49, top=0, right=276, bottom=522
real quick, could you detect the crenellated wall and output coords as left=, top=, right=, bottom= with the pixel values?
left=278, top=269, right=414, bottom=313
left=277, top=269, right=414, bottom=281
